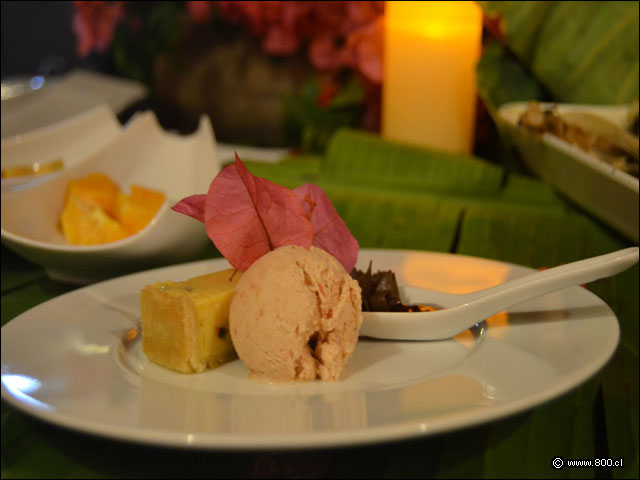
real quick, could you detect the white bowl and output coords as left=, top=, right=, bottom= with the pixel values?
left=1, top=104, right=122, bottom=192
left=1, top=111, right=219, bottom=284
left=1, top=69, right=147, bottom=140
left=498, top=102, right=638, bottom=243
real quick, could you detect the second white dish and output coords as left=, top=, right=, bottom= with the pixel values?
left=1, top=111, right=219, bottom=284
left=498, top=101, right=638, bottom=242
left=1, top=104, right=122, bottom=192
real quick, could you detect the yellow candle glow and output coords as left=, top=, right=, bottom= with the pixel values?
left=382, top=1, right=482, bottom=154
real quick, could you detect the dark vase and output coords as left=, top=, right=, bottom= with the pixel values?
left=153, top=29, right=316, bottom=147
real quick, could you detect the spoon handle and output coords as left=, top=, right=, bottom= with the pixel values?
left=462, top=247, right=639, bottom=316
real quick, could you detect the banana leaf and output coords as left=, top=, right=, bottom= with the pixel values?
left=602, top=345, right=640, bottom=479
left=0, top=244, right=46, bottom=294
left=476, top=42, right=551, bottom=116
left=323, top=129, right=504, bottom=195
left=479, top=1, right=639, bottom=105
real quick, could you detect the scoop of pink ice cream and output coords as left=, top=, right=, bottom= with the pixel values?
left=229, top=245, right=363, bottom=382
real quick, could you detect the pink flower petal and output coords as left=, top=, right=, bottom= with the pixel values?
left=263, top=24, right=300, bottom=55
left=186, top=1, right=214, bottom=24
left=171, top=194, right=206, bottom=223
left=172, top=155, right=359, bottom=272
left=294, top=183, right=359, bottom=273
left=72, top=1, right=124, bottom=57
left=204, top=154, right=313, bottom=271
left=309, top=35, right=343, bottom=71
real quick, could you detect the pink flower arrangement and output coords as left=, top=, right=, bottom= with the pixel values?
left=214, top=1, right=383, bottom=86
left=212, top=1, right=383, bottom=130
left=73, top=1, right=383, bottom=83
left=72, top=1, right=385, bottom=139
left=72, top=1, right=126, bottom=58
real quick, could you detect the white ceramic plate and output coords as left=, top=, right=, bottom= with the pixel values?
left=498, top=102, right=638, bottom=242
left=1, top=249, right=620, bottom=450
left=1, top=111, right=219, bottom=285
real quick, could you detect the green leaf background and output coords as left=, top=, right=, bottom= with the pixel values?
left=2, top=2, right=638, bottom=478
left=475, top=4, right=638, bottom=477
left=479, top=1, right=639, bottom=109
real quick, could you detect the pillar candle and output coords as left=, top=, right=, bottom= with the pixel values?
left=382, top=1, right=482, bottom=154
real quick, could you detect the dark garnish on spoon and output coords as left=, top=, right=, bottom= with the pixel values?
left=351, top=262, right=439, bottom=312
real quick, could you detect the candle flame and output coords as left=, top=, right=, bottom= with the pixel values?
left=386, top=1, right=482, bottom=39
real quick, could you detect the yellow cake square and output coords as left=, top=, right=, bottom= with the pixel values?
left=140, top=269, right=242, bottom=374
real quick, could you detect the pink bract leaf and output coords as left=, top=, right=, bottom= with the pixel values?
left=204, top=154, right=313, bottom=271
left=171, top=194, right=206, bottom=223
left=294, top=183, right=359, bottom=273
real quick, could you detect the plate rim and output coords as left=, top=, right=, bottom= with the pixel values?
left=1, top=248, right=621, bottom=450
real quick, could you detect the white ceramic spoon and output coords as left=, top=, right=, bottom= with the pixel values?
left=360, top=247, right=639, bottom=341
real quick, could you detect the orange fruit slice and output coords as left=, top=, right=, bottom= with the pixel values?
left=60, top=194, right=131, bottom=245
left=115, top=185, right=166, bottom=234
left=64, top=173, right=120, bottom=217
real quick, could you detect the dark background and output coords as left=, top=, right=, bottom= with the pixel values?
left=1, top=1, right=108, bottom=79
